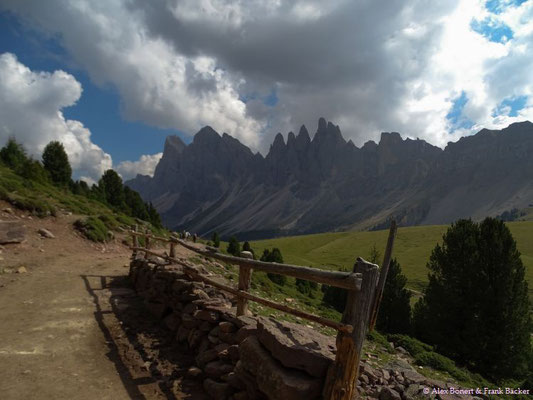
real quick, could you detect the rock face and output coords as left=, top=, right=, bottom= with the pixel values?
left=127, top=120, right=533, bottom=238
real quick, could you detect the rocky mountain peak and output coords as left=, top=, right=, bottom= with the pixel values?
left=127, top=120, right=533, bottom=239
left=287, top=131, right=296, bottom=146
left=162, top=135, right=186, bottom=160
left=296, top=125, right=311, bottom=145
left=379, top=132, right=403, bottom=146
left=193, top=126, right=220, bottom=145
left=313, top=118, right=346, bottom=145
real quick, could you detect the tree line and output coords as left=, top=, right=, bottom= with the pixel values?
left=0, top=138, right=162, bottom=228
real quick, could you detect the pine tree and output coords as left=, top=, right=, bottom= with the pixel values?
left=212, top=232, right=220, bottom=248
left=261, top=248, right=287, bottom=285
left=413, top=218, right=531, bottom=380
left=375, top=258, right=411, bottom=334
left=98, top=169, right=125, bottom=208
left=146, top=202, right=162, bottom=228
left=42, top=141, right=72, bottom=186
left=123, top=186, right=149, bottom=220
left=0, top=138, right=27, bottom=171
left=227, top=237, right=240, bottom=256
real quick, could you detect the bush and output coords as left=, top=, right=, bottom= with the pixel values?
left=415, top=351, right=469, bottom=382
left=295, top=278, right=318, bottom=295
left=74, top=217, right=109, bottom=242
left=387, top=334, right=433, bottom=356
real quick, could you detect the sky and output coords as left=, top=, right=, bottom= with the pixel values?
left=0, top=0, right=532, bottom=184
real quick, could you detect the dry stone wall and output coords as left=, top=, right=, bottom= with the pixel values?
left=129, top=257, right=477, bottom=400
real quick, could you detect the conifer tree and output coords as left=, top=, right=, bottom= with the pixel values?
left=413, top=218, right=531, bottom=380
left=375, top=258, right=411, bottom=334
left=42, top=141, right=72, bottom=185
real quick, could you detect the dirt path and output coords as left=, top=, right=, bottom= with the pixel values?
left=0, top=206, right=204, bottom=399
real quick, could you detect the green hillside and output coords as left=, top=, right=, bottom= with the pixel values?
left=0, top=163, right=163, bottom=241
left=251, top=222, right=533, bottom=303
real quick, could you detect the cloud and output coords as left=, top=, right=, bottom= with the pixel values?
left=2, top=0, right=533, bottom=153
left=116, top=153, right=163, bottom=180
left=0, top=52, right=112, bottom=182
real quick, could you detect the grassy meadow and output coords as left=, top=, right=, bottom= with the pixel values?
left=250, top=221, right=533, bottom=303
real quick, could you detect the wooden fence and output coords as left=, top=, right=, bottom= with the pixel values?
left=129, top=221, right=397, bottom=400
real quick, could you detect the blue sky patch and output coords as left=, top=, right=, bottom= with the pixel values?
left=471, top=17, right=514, bottom=43
left=485, top=0, right=528, bottom=15
left=446, top=91, right=475, bottom=131
left=493, top=95, right=528, bottom=117
left=0, top=11, right=187, bottom=163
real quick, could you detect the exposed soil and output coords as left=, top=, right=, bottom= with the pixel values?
left=0, top=203, right=206, bottom=400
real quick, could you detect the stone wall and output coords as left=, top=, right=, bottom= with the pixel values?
left=129, top=257, right=473, bottom=400
left=129, top=257, right=335, bottom=400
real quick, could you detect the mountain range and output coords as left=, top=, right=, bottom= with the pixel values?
left=126, top=118, right=533, bottom=239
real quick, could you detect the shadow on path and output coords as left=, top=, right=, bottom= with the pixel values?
left=81, top=273, right=206, bottom=400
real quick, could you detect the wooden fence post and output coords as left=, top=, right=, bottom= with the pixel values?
left=169, top=240, right=176, bottom=258
left=144, top=228, right=150, bottom=259
left=369, top=220, right=397, bottom=331
left=237, top=252, right=253, bottom=316
left=132, top=225, right=138, bottom=257
left=323, top=258, right=379, bottom=400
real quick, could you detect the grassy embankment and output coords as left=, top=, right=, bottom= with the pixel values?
left=0, top=164, right=163, bottom=241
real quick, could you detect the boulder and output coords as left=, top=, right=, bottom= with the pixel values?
left=384, top=359, right=415, bottom=374
left=239, top=336, right=322, bottom=400
left=203, top=378, right=232, bottom=400
left=196, top=348, right=219, bottom=369
left=204, top=361, right=234, bottom=379
left=0, top=221, right=25, bottom=244
left=194, top=309, right=220, bottom=323
left=403, top=370, right=426, bottom=384
left=257, top=317, right=335, bottom=377
left=380, top=387, right=402, bottom=400
left=236, top=324, right=258, bottom=343
left=38, top=228, right=55, bottom=238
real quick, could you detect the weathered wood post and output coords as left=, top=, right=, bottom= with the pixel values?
left=369, top=220, right=397, bottom=331
left=132, top=224, right=138, bottom=257
left=144, top=228, right=150, bottom=260
left=236, top=251, right=253, bottom=316
left=323, top=258, right=380, bottom=400
left=169, top=239, right=176, bottom=258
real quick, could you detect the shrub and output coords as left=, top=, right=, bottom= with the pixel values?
left=415, top=351, right=469, bottom=382
left=387, top=334, right=433, bottom=356
left=74, top=217, right=108, bottom=242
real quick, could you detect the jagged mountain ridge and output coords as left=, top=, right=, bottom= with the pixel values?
left=126, top=119, right=533, bottom=239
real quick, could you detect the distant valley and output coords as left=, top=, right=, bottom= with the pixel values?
left=127, top=119, right=533, bottom=239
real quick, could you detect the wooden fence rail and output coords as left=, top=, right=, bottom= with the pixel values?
left=128, top=222, right=397, bottom=400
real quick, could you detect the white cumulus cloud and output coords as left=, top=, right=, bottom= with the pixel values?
left=116, top=153, right=163, bottom=181
left=0, top=52, right=112, bottom=182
